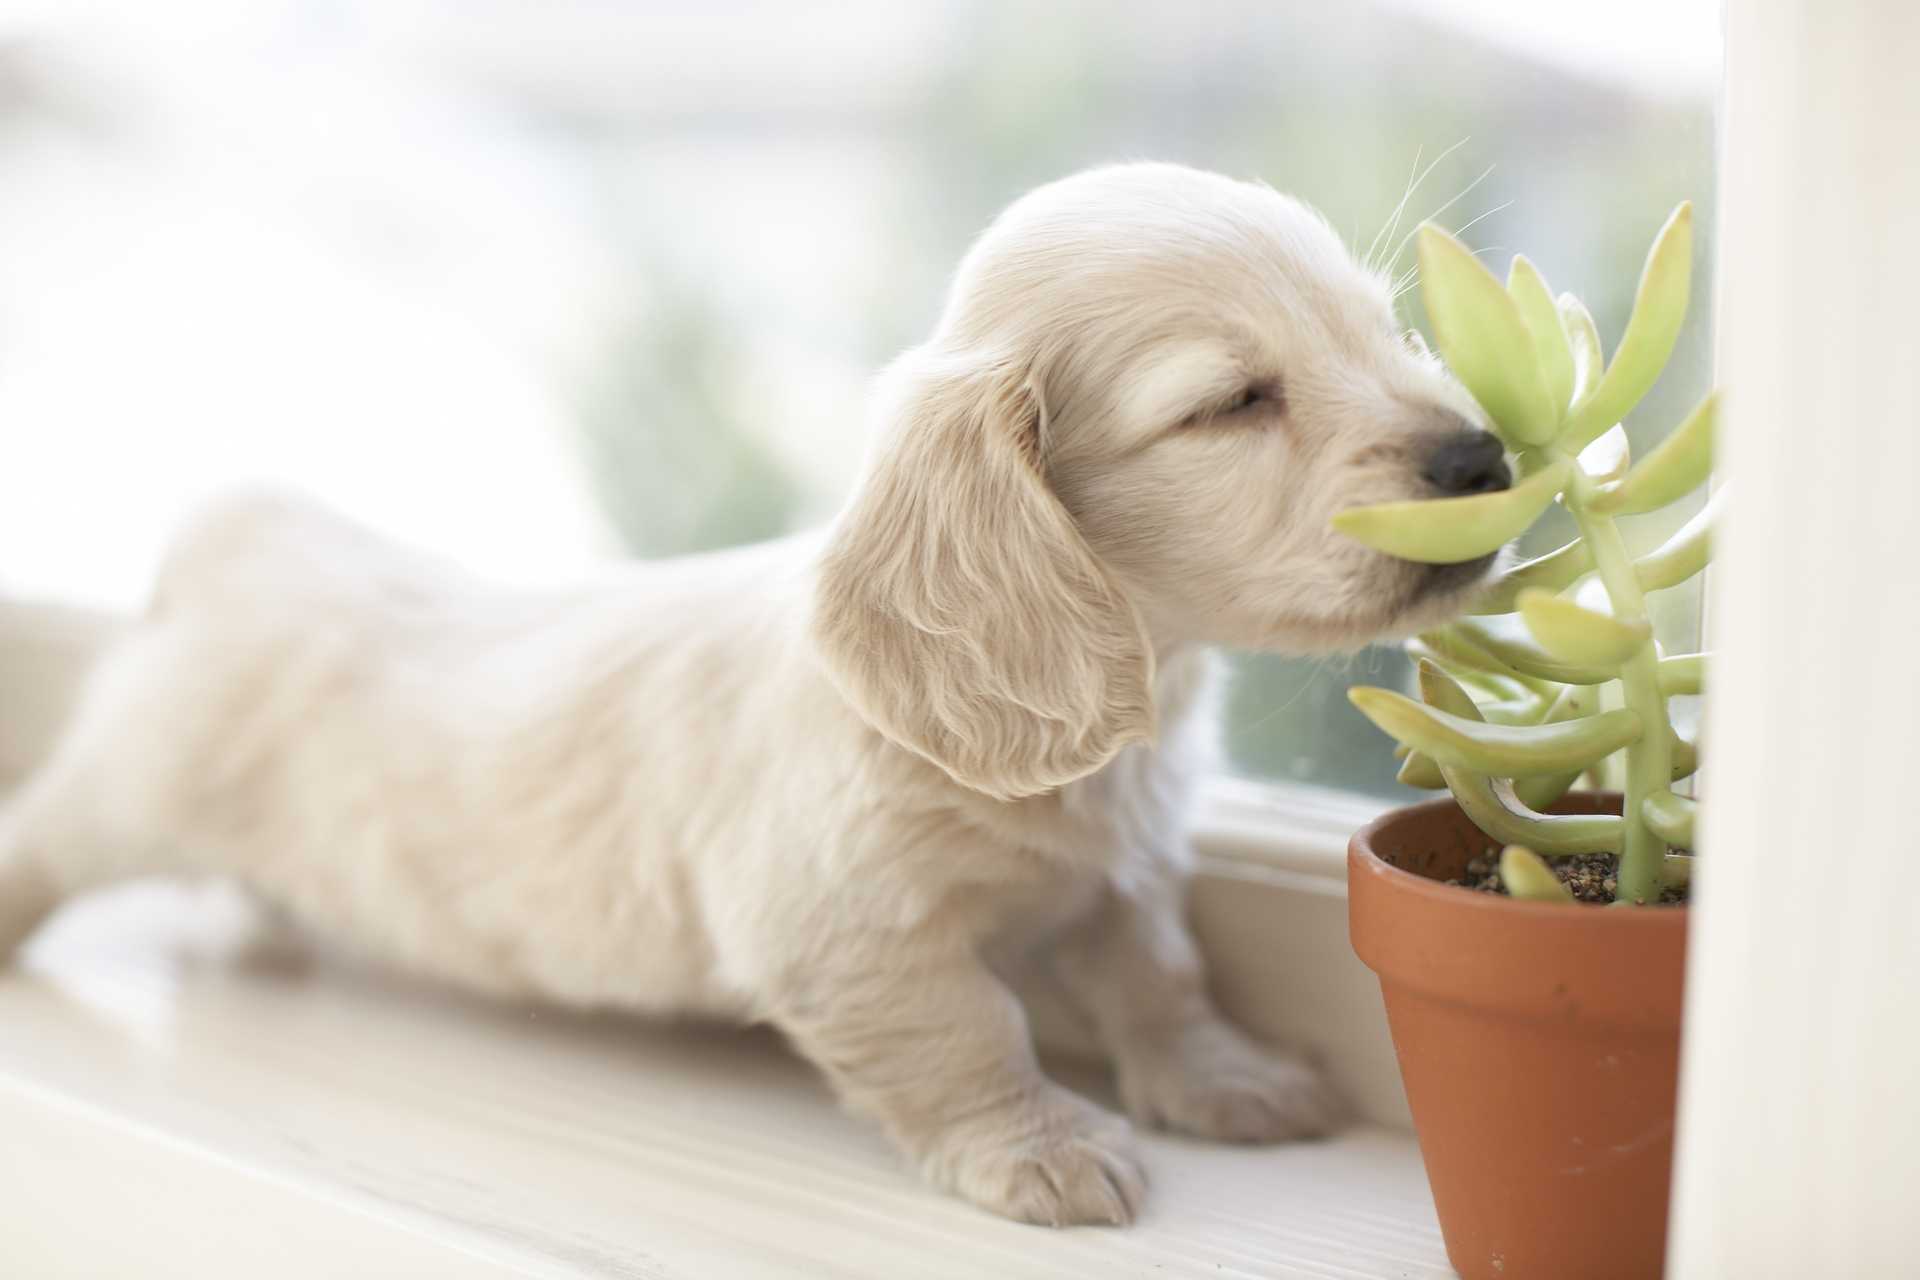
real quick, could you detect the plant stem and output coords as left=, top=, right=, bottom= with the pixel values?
left=1565, top=463, right=1676, bottom=904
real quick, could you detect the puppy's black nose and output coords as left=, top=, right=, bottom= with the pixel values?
left=1423, top=431, right=1511, bottom=496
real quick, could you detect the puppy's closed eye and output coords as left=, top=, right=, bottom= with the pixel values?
left=1185, top=379, right=1285, bottom=428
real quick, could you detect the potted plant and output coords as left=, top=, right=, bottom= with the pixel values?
left=1332, top=206, right=1712, bottom=1280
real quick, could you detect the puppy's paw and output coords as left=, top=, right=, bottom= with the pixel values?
left=926, top=1087, right=1147, bottom=1227
left=1117, top=1020, right=1345, bottom=1144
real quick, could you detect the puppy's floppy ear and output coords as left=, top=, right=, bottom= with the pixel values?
left=812, top=346, right=1156, bottom=801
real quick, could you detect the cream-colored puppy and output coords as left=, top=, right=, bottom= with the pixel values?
left=0, top=163, right=1507, bottom=1226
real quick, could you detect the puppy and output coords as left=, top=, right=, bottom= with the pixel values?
left=0, top=163, right=1505, bottom=1226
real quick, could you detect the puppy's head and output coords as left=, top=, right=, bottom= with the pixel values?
left=814, top=163, right=1505, bottom=800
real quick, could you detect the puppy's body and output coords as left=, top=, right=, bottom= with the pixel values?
left=61, top=492, right=1197, bottom=1020
left=0, top=164, right=1500, bottom=1225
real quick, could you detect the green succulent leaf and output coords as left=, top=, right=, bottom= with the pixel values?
left=1670, top=730, right=1699, bottom=782
left=1458, top=669, right=1541, bottom=702
left=1413, top=663, right=1624, bottom=852
left=1500, top=846, right=1576, bottom=903
left=1410, top=633, right=1509, bottom=680
left=1512, top=684, right=1602, bottom=811
left=1508, top=256, right=1575, bottom=417
left=1636, top=489, right=1718, bottom=592
left=1449, top=615, right=1617, bottom=685
left=1559, top=203, right=1695, bottom=452
left=1642, top=791, right=1697, bottom=847
left=1662, top=854, right=1693, bottom=889
left=1659, top=652, right=1707, bottom=696
left=1349, top=686, right=1643, bottom=777
left=1411, top=633, right=1526, bottom=690
left=1330, top=457, right=1570, bottom=565
left=1417, top=224, right=1559, bottom=445
left=1513, top=770, right=1581, bottom=815
left=1455, top=774, right=1626, bottom=854
left=1591, top=391, right=1718, bottom=515
left=1415, top=659, right=1522, bottom=702
left=1468, top=537, right=1596, bottom=615
left=1517, top=588, right=1653, bottom=668
left=1578, top=424, right=1633, bottom=484
left=1397, top=750, right=1447, bottom=789
left=1558, top=293, right=1605, bottom=405
left=1416, top=656, right=1484, bottom=717
left=1476, top=691, right=1553, bottom=725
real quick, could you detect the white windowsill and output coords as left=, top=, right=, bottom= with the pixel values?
left=2, top=880, right=1444, bottom=1278
left=0, top=781, right=1445, bottom=1278
left=1198, top=776, right=1389, bottom=876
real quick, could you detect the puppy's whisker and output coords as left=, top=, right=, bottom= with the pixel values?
left=1233, top=651, right=1344, bottom=735
left=1451, top=200, right=1515, bottom=245
left=1389, top=258, right=1431, bottom=306
left=1423, top=163, right=1497, bottom=236
left=1389, top=204, right=1514, bottom=308
left=1363, top=137, right=1468, bottom=274
left=1380, top=162, right=1496, bottom=278
left=1364, top=144, right=1424, bottom=273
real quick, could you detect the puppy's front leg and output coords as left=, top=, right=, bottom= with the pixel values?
left=1050, top=875, right=1344, bottom=1143
left=777, top=951, right=1145, bottom=1226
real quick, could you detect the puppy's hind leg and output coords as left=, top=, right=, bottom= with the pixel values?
left=0, top=764, right=122, bottom=956
left=0, top=602, right=136, bottom=954
left=0, top=815, right=60, bottom=956
left=0, top=749, right=183, bottom=958
left=0, top=643, right=185, bottom=958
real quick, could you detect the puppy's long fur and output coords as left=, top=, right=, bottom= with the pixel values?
left=0, top=164, right=1495, bottom=1225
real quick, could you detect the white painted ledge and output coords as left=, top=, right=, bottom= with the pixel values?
left=0, top=882, right=1447, bottom=1278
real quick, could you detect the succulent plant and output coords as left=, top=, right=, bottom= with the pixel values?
left=1334, top=205, right=1711, bottom=905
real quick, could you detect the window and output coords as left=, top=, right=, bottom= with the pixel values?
left=0, top=0, right=1717, bottom=801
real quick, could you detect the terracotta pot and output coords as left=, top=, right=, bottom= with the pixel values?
left=1348, top=793, right=1687, bottom=1280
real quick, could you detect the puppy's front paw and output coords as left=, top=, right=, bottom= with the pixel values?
left=1118, top=1020, right=1345, bottom=1144
left=924, top=1086, right=1146, bottom=1227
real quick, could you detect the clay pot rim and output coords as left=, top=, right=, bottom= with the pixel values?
left=1351, top=793, right=1689, bottom=924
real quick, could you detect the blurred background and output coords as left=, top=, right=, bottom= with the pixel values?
left=0, top=0, right=1719, bottom=798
